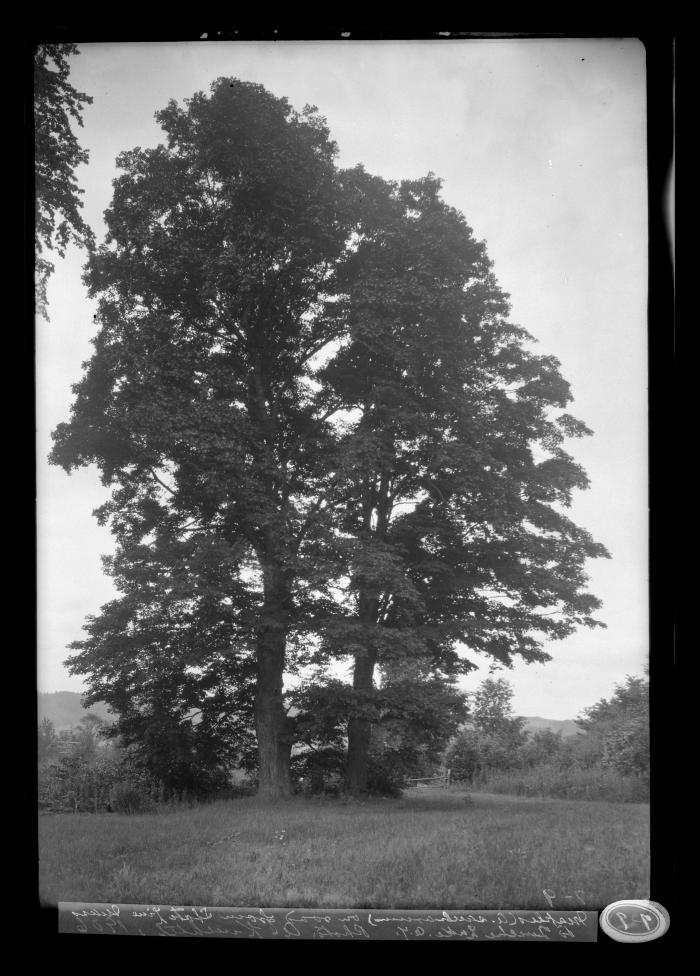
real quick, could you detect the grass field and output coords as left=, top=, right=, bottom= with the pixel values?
left=38, top=790, right=649, bottom=909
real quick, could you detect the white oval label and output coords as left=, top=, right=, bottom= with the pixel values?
left=599, top=900, right=670, bottom=943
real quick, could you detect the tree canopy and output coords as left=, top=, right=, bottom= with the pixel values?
left=576, top=673, right=649, bottom=779
left=304, top=169, right=609, bottom=791
left=52, top=77, right=610, bottom=798
left=444, top=677, right=529, bottom=781
left=34, top=43, right=95, bottom=318
left=52, top=78, right=358, bottom=797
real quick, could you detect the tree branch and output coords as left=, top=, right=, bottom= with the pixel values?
left=149, top=468, right=177, bottom=496
left=293, top=497, right=326, bottom=552
left=298, top=327, right=345, bottom=367
left=279, top=401, right=347, bottom=465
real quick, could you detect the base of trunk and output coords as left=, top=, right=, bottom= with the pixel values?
left=255, top=716, right=293, bottom=800
left=255, top=620, right=294, bottom=800
left=345, top=645, right=377, bottom=794
left=256, top=780, right=292, bottom=801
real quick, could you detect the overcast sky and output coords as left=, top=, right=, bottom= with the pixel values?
left=36, top=38, right=648, bottom=719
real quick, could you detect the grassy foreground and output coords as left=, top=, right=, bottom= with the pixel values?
left=38, top=791, right=649, bottom=909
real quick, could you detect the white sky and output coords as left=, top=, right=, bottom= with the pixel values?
left=36, top=38, right=648, bottom=719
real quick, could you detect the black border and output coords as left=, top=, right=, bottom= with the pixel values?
left=28, top=29, right=676, bottom=951
left=644, top=31, right=676, bottom=945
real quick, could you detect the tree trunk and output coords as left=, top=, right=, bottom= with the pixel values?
left=345, top=441, right=394, bottom=795
left=310, top=761, right=324, bottom=795
left=345, top=645, right=378, bottom=795
left=254, top=569, right=294, bottom=800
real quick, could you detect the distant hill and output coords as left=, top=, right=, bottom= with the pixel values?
left=38, top=692, right=113, bottom=731
left=521, top=716, right=583, bottom=738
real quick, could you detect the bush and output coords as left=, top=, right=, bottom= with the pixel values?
left=38, top=752, right=124, bottom=812
left=365, top=753, right=406, bottom=797
left=38, top=742, right=162, bottom=813
left=602, top=717, right=650, bottom=779
left=109, top=780, right=156, bottom=814
left=291, top=747, right=345, bottom=795
left=225, top=777, right=258, bottom=799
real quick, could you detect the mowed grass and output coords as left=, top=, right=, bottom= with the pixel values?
left=38, top=791, right=649, bottom=910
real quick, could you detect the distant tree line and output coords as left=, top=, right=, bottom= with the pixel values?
left=444, top=674, right=649, bottom=802
left=38, top=672, right=649, bottom=809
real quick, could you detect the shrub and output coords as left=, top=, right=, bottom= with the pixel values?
left=365, top=753, right=406, bottom=797
left=291, top=747, right=345, bottom=795
left=38, top=740, right=162, bottom=813
left=226, top=777, right=258, bottom=799
left=109, top=780, right=156, bottom=814
left=39, top=753, right=121, bottom=812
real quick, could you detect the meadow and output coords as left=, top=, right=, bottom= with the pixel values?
left=38, top=790, right=649, bottom=910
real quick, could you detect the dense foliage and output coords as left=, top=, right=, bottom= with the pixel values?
left=37, top=714, right=233, bottom=812
left=576, top=673, right=649, bottom=780
left=291, top=673, right=467, bottom=795
left=444, top=677, right=528, bottom=781
left=291, top=168, right=609, bottom=791
left=38, top=715, right=156, bottom=813
left=52, top=79, right=356, bottom=797
left=445, top=675, right=649, bottom=801
left=34, top=43, right=95, bottom=318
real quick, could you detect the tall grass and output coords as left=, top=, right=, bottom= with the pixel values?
left=473, top=764, right=649, bottom=802
left=38, top=791, right=649, bottom=910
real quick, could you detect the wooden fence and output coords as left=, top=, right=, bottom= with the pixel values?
left=405, top=769, right=452, bottom=790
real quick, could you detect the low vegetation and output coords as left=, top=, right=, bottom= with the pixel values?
left=471, top=765, right=649, bottom=803
left=38, top=791, right=649, bottom=910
